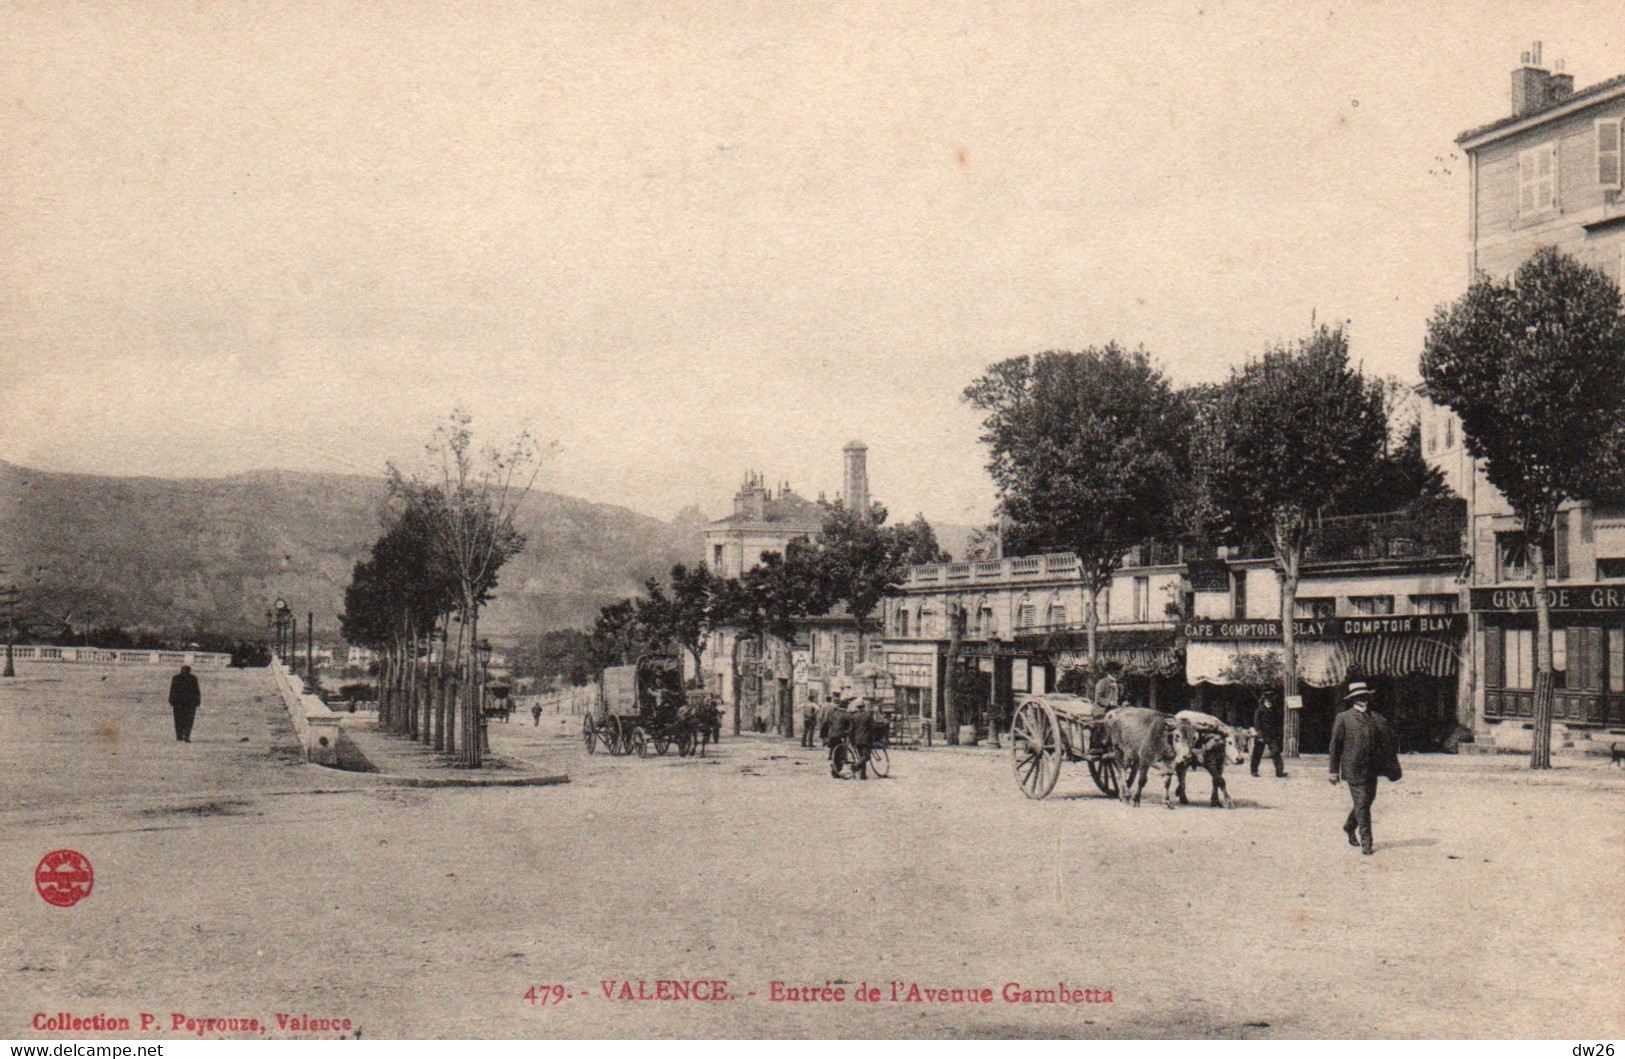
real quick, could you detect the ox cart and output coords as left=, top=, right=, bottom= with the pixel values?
left=584, top=656, right=697, bottom=757
left=1008, top=693, right=1121, bottom=800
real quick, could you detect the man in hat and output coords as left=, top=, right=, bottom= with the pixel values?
left=1328, top=680, right=1402, bottom=854
left=846, top=696, right=876, bottom=779
left=1250, top=692, right=1288, bottom=777
left=801, top=692, right=821, bottom=748
left=168, top=664, right=202, bottom=743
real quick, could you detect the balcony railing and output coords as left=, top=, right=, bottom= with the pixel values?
left=1306, top=499, right=1466, bottom=564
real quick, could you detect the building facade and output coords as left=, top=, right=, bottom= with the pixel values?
left=1450, top=53, right=1625, bottom=751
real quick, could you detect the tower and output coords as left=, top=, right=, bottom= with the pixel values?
left=842, top=440, right=869, bottom=517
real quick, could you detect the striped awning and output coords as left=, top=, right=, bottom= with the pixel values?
left=1345, top=636, right=1458, bottom=679
left=1055, top=648, right=1180, bottom=671
left=1186, top=640, right=1349, bottom=688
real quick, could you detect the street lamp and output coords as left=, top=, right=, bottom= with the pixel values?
left=273, top=598, right=291, bottom=667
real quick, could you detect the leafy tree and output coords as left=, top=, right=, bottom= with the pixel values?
left=1198, top=322, right=1387, bottom=755
left=1422, top=247, right=1625, bottom=768
left=964, top=344, right=1190, bottom=662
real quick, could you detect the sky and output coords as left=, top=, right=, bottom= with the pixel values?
left=3, top=2, right=1624, bottom=529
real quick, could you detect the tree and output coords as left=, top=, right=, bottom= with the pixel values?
left=1422, top=247, right=1625, bottom=769
left=391, top=410, right=543, bottom=766
left=1198, top=322, right=1387, bottom=756
left=965, top=345, right=1190, bottom=663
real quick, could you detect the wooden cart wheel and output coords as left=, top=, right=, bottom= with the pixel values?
left=604, top=716, right=625, bottom=756
left=582, top=714, right=598, bottom=754
left=1010, top=700, right=1061, bottom=800
left=1087, top=755, right=1120, bottom=798
left=867, top=744, right=890, bottom=778
left=631, top=726, right=650, bottom=758
left=653, top=735, right=671, bottom=755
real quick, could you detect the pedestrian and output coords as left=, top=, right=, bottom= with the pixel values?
left=801, top=695, right=820, bottom=748
left=168, top=664, right=201, bottom=743
left=1249, top=693, right=1288, bottom=777
left=1328, top=681, right=1403, bottom=855
left=847, top=696, right=876, bottom=779
left=1093, top=672, right=1121, bottom=708
left=531, top=703, right=542, bottom=726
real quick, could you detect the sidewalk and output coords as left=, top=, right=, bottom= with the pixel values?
left=339, top=712, right=570, bottom=788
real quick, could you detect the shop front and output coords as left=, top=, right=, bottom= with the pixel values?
left=1472, top=585, right=1625, bottom=736
left=1184, top=615, right=1463, bottom=753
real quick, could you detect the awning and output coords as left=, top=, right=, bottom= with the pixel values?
left=1345, top=636, right=1458, bottom=678
left=1186, top=640, right=1349, bottom=688
left=1055, top=647, right=1181, bottom=673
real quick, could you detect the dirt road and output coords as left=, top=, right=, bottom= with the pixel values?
left=3, top=664, right=1621, bottom=1038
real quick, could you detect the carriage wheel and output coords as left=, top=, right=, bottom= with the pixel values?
left=653, top=735, right=671, bottom=755
left=1010, top=700, right=1061, bottom=800
left=631, top=727, right=650, bottom=758
left=1087, top=755, right=1120, bottom=798
left=582, top=714, right=598, bottom=754
left=605, top=716, right=626, bottom=756
left=867, top=745, right=890, bottom=778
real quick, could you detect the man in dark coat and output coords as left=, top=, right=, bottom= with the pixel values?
left=1250, top=693, right=1287, bottom=777
left=168, top=664, right=202, bottom=743
left=1328, top=681, right=1402, bottom=854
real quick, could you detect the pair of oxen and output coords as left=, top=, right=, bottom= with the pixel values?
left=1101, top=706, right=1244, bottom=810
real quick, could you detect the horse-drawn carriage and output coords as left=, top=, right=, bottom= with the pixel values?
left=1009, top=694, right=1238, bottom=807
left=583, top=655, right=718, bottom=757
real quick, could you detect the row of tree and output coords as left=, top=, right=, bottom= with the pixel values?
left=339, top=411, right=539, bottom=767
left=573, top=504, right=947, bottom=685
left=967, top=248, right=1625, bottom=766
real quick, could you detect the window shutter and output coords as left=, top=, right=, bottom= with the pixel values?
left=1485, top=626, right=1505, bottom=689
left=1554, top=513, right=1570, bottom=580
left=1599, top=119, right=1623, bottom=189
left=1586, top=627, right=1607, bottom=692
left=1520, top=150, right=1537, bottom=212
left=1539, top=143, right=1557, bottom=210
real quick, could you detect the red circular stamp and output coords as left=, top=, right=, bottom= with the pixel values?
left=35, top=849, right=94, bottom=907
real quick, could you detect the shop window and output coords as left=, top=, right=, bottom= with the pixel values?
left=1349, top=596, right=1396, bottom=616
left=1611, top=629, right=1625, bottom=693
left=1410, top=594, right=1457, bottom=614
left=1504, top=628, right=1535, bottom=690
left=1295, top=597, right=1336, bottom=619
left=1553, top=628, right=1567, bottom=688
left=1599, top=558, right=1625, bottom=580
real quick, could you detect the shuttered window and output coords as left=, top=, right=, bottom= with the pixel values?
left=1610, top=628, right=1625, bottom=693
left=1599, top=119, right=1623, bottom=189
left=1485, top=626, right=1505, bottom=689
left=1519, top=142, right=1558, bottom=214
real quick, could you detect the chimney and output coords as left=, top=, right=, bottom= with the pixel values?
left=842, top=440, right=870, bottom=518
left=1551, top=59, right=1574, bottom=103
left=1511, top=43, right=1552, bottom=118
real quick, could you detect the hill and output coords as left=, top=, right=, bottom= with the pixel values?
left=0, top=462, right=699, bottom=642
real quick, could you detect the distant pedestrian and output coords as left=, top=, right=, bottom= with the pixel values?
left=1250, top=693, right=1287, bottom=777
left=531, top=703, right=542, bottom=726
left=1328, top=681, right=1403, bottom=855
left=168, top=664, right=201, bottom=743
left=801, top=697, right=819, bottom=748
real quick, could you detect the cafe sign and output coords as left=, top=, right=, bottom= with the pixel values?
left=1470, top=584, right=1625, bottom=612
left=1182, top=614, right=1462, bottom=640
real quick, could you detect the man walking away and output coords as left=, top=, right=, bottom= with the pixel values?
left=801, top=694, right=820, bottom=748
left=1250, top=693, right=1288, bottom=777
left=169, top=664, right=202, bottom=743
left=1328, top=681, right=1402, bottom=855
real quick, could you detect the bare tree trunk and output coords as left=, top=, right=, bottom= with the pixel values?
left=944, top=603, right=962, bottom=744
left=1279, top=547, right=1302, bottom=759
left=1531, top=539, right=1554, bottom=770
left=1085, top=581, right=1100, bottom=666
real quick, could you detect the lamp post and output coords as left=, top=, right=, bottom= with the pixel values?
left=273, top=598, right=291, bottom=668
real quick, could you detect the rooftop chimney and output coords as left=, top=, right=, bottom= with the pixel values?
left=1511, top=42, right=1558, bottom=119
